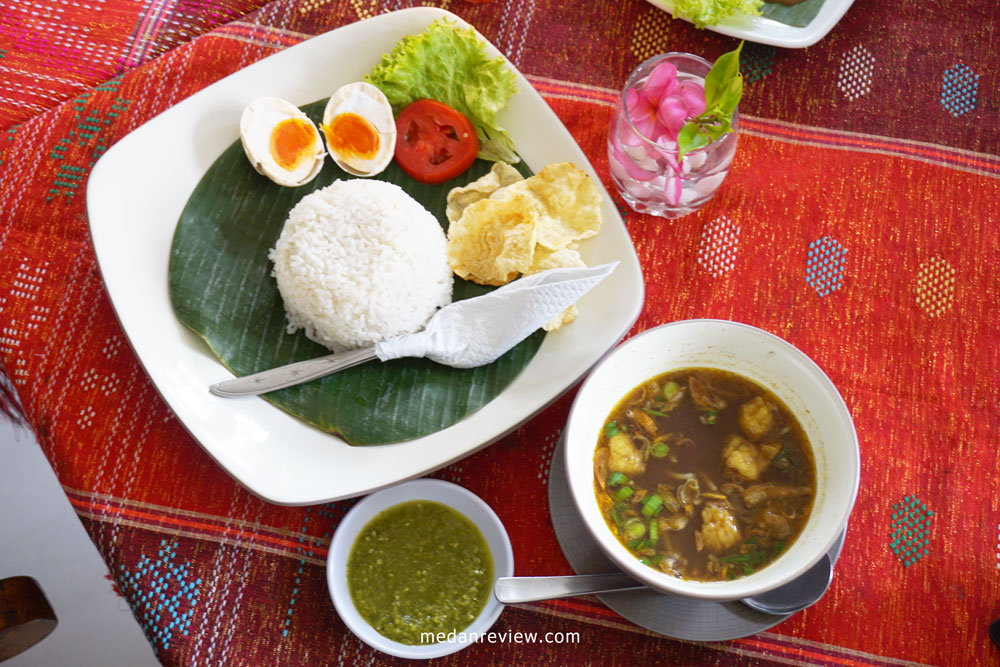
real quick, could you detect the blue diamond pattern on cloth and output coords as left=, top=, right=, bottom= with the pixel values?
left=614, top=197, right=630, bottom=223
left=119, top=540, right=201, bottom=654
left=941, top=63, right=978, bottom=117
left=889, top=496, right=933, bottom=567
left=742, top=42, right=775, bottom=84
left=805, top=236, right=847, bottom=297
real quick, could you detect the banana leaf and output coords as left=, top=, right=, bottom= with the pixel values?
left=168, top=99, right=541, bottom=446
left=761, top=0, right=824, bottom=28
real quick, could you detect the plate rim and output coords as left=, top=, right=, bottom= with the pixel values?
left=85, top=7, right=645, bottom=505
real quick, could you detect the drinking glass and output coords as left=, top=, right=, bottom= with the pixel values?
left=607, top=52, right=739, bottom=219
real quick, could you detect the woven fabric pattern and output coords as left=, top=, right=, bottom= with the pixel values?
left=1, top=0, right=999, bottom=664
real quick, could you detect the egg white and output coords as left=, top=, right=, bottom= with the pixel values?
left=240, top=97, right=325, bottom=186
left=322, top=82, right=397, bottom=177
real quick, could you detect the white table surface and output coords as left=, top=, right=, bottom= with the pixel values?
left=0, top=417, right=159, bottom=666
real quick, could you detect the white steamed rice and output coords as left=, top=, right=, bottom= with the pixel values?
left=268, top=179, right=453, bottom=350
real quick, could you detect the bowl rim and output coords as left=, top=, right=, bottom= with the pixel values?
left=326, top=478, right=514, bottom=658
left=564, top=318, right=860, bottom=601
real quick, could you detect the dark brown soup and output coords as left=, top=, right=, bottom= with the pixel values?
left=593, top=368, right=815, bottom=582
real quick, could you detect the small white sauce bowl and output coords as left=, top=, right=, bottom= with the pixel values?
left=326, top=478, right=514, bottom=659
left=564, top=319, right=860, bottom=601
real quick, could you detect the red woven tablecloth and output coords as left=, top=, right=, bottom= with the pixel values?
left=2, top=0, right=999, bottom=664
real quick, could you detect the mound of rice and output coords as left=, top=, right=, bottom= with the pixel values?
left=268, top=179, right=453, bottom=350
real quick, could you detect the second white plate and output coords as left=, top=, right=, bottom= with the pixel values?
left=645, top=0, right=855, bottom=48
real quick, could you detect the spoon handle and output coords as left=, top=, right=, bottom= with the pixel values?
left=495, top=573, right=644, bottom=604
left=209, top=346, right=377, bottom=397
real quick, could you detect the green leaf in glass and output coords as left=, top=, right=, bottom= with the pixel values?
left=677, top=123, right=713, bottom=160
left=704, top=41, right=744, bottom=109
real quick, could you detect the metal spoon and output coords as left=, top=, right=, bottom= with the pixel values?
left=741, top=553, right=833, bottom=615
left=494, top=553, right=833, bottom=616
left=495, top=572, right=645, bottom=603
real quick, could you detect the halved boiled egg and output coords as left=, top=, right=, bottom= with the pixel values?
left=239, top=97, right=325, bottom=187
left=321, top=82, right=396, bottom=177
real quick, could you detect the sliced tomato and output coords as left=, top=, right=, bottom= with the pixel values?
left=394, top=99, right=480, bottom=184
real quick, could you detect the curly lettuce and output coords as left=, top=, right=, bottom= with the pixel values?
left=669, top=0, right=764, bottom=28
left=364, top=19, right=519, bottom=163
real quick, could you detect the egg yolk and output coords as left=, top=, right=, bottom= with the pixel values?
left=268, top=117, right=317, bottom=171
left=323, top=113, right=380, bottom=160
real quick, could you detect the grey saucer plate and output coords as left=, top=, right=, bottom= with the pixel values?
left=546, top=435, right=846, bottom=642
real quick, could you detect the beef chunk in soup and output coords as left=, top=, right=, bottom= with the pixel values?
left=738, top=395, right=774, bottom=441
left=722, top=434, right=782, bottom=481
left=593, top=368, right=816, bottom=582
left=698, top=503, right=741, bottom=553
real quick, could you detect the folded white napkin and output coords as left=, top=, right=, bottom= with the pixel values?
left=374, top=262, right=618, bottom=368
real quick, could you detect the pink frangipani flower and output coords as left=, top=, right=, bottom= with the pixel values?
left=661, top=150, right=683, bottom=205
left=624, top=61, right=707, bottom=148
left=625, top=87, right=657, bottom=139
left=655, top=80, right=706, bottom=141
left=656, top=95, right=690, bottom=138
left=611, top=55, right=713, bottom=201
left=610, top=143, right=657, bottom=181
left=676, top=81, right=707, bottom=117
left=641, top=61, right=679, bottom=101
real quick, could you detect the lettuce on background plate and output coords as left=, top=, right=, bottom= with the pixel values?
left=669, top=0, right=764, bottom=28
left=655, top=0, right=825, bottom=29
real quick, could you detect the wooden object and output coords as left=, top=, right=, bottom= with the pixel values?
left=0, top=576, right=57, bottom=661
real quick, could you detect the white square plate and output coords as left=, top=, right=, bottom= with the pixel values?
left=645, top=0, right=855, bottom=48
left=87, top=7, right=644, bottom=505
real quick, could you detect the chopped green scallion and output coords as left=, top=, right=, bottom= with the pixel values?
left=606, top=471, right=628, bottom=487
left=647, top=517, right=658, bottom=543
left=640, top=493, right=664, bottom=517
left=719, top=552, right=755, bottom=564
left=650, top=441, right=669, bottom=458
left=663, top=381, right=680, bottom=398
left=610, top=503, right=628, bottom=527
left=612, top=485, right=634, bottom=502
left=642, top=407, right=671, bottom=418
left=604, top=421, right=620, bottom=437
left=623, top=518, right=646, bottom=540
left=774, top=448, right=796, bottom=476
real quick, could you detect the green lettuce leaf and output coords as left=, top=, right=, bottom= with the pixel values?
left=669, top=0, right=764, bottom=28
left=364, top=18, right=519, bottom=163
